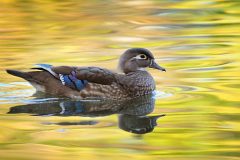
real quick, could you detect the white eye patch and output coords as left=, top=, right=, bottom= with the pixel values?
left=135, top=54, right=148, bottom=60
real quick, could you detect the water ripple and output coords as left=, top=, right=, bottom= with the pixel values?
left=178, top=61, right=232, bottom=73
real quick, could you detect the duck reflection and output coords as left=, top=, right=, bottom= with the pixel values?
left=119, top=114, right=164, bottom=134
left=8, top=94, right=165, bottom=134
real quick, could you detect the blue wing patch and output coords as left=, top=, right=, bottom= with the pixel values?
left=33, top=64, right=88, bottom=91
left=59, top=73, right=88, bottom=91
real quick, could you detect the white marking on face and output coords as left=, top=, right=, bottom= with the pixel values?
left=135, top=54, right=147, bottom=60
left=130, top=54, right=148, bottom=61
left=137, top=68, right=146, bottom=71
left=150, top=60, right=153, bottom=66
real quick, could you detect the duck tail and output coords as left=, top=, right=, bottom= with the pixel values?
left=6, top=69, right=31, bottom=80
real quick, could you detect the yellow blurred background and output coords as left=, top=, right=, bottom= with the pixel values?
left=0, top=0, right=239, bottom=160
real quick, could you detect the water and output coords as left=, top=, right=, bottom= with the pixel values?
left=0, top=0, right=240, bottom=159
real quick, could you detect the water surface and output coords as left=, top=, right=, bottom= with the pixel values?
left=0, top=0, right=240, bottom=160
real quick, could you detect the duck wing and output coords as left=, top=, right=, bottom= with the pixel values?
left=32, top=64, right=59, bottom=78
left=7, top=64, right=121, bottom=92
left=51, top=65, right=118, bottom=85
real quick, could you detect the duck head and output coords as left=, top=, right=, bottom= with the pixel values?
left=118, top=48, right=166, bottom=74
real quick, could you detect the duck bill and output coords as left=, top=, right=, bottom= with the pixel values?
left=149, top=60, right=166, bottom=72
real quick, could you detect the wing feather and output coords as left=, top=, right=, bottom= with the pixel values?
left=52, top=66, right=118, bottom=85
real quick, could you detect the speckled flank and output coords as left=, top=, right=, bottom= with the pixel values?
left=77, top=70, right=156, bottom=99
left=79, top=83, right=126, bottom=99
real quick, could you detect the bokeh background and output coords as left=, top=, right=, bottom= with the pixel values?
left=0, top=0, right=240, bottom=160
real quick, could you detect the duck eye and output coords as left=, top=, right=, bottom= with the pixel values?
left=140, top=54, right=147, bottom=59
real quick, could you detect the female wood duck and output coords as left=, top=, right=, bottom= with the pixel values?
left=6, top=48, right=166, bottom=99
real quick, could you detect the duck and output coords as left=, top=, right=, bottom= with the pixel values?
left=6, top=48, right=166, bottom=100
